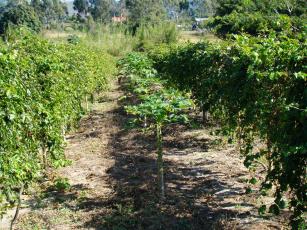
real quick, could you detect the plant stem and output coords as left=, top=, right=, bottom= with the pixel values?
left=85, top=95, right=89, bottom=111
left=202, top=102, right=209, bottom=124
left=42, top=144, right=48, bottom=170
left=10, top=184, right=24, bottom=230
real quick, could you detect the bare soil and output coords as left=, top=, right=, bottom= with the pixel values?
left=7, top=80, right=290, bottom=230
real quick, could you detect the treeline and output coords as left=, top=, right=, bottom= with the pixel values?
left=0, top=29, right=116, bottom=220
left=0, top=0, right=210, bottom=36
left=2, top=0, right=305, bottom=38
left=0, top=0, right=68, bottom=29
left=73, top=0, right=217, bottom=23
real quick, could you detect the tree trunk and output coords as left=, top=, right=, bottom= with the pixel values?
left=156, top=123, right=165, bottom=200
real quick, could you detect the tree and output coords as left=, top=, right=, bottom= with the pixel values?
left=126, top=90, right=193, bottom=199
left=201, top=0, right=218, bottom=16
left=214, top=0, right=242, bottom=16
left=90, top=0, right=111, bottom=22
left=30, top=0, right=68, bottom=26
left=110, top=0, right=120, bottom=16
left=52, top=0, right=68, bottom=20
left=73, top=0, right=89, bottom=16
left=125, top=0, right=166, bottom=32
left=30, top=0, right=41, bottom=12
left=162, top=0, right=217, bottom=21
left=0, top=3, right=41, bottom=35
left=179, top=0, right=189, bottom=12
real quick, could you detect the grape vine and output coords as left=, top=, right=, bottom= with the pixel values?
left=149, top=34, right=306, bottom=228
left=0, top=29, right=116, bottom=218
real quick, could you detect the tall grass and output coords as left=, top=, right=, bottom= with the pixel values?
left=135, top=22, right=178, bottom=51
left=85, top=22, right=179, bottom=55
left=84, top=24, right=137, bottom=57
left=42, top=22, right=179, bottom=56
left=42, top=24, right=136, bottom=57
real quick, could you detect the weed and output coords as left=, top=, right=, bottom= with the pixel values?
left=54, top=177, right=71, bottom=192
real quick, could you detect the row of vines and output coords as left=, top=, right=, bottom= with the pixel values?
left=147, top=35, right=306, bottom=228
left=0, top=29, right=116, bottom=221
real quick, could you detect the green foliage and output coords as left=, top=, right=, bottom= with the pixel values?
left=210, top=0, right=307, bottom=37
left=0, top=28, right=116, bottom=216
left=258, top=205, right=266, bottom=215
left=126, top=89, right=192, bottom=126
left=73, top=0, right=89, bottom=16
left=249, top=177, right=257, bottom=185
left=119, top=52, right=194, bottom=198
left=209, top=12, right=305, bottom=37
left=90, top=0, right=111, bottom=23
left=269, top=203, right=281, bottom=215
left=149, top=34, right=306, bottom=228
left=118, top=52, right=154, bottom=77
left=72, top=0, right=119, bottom=23
left=0, top=3, right=41, bottom=35
left=31, top=0, right=68, bottom=28
left=54, top=177, right=71, bottom=192
left=120, top=52, right=193, bottom=127
left=67, top=34, right=81, bottom=44
left=215, top=0, right=306, bottom=17
left=125, top=0, right=166, bottom=33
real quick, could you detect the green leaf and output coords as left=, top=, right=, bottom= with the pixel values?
left=258, top=205, right=266, bottom=215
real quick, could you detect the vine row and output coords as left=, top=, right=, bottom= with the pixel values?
left=0, top=29, right=116, bottom=216
left=148, top=34, right=306, bottom=228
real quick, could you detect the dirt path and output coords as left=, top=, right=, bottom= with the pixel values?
left=11, top=80, right=288, bottom=230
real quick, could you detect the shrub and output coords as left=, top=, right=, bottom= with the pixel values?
left=67, top=34, right=81, bottom=44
